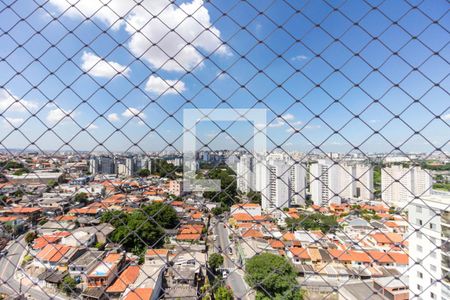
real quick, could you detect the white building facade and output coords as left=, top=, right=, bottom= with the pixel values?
left=381, top=165, right=432, bottom=208
left=309, top=160, right=373, bottom=206
left=259, top=154, right=307, bottom=212
left=408, top=194, right=450, bottom=300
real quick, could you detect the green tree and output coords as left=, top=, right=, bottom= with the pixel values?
left=25, top=231, right=37, bottom=244
left=208, top=253, right=224, bottom=271
left=142, top=202, right=179, bottom=229
left=211, top=206, right=224, bottom=216
left=13, top=168, right=28, bottom=176
left=245, top=253, right=303, bottom=300
left=74, top=192, right=88, bottom=204
left=47, top=180, right=58, bottom=188
left=151, top=159, right=181, bottom=179
left=59, top=275, right=77, bottom=295
left=203, top=166, right=237, bottom=209
left=214, top=286, right=233, bottom=300
left=101, top=202, right=179, bottom=253
left=247, top=191, right=262, bottom=205
left=285, top=213, right=338, bottom=233
left=137, top=168, right=151, bottom=177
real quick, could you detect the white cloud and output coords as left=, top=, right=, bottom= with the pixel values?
left=291, top=55, right=308, bottom=61
left=122, top=107, right=146, bottom=119
left=49, top=0, right=230, bottom=72
left=46, top=108, right=72, bottom=124
left=286, top=127, right=296, bottom=133
left=87, top=123, right=98, bottom=130
left=268, top=120, right=285, bottom=128
left=282, top=113, right=295, bottom=121
left=286, top=123, right=321, bottom=133
left=215, top=71, right=229, bottom=80
left=107, top=113, right=120, bottom=122
left=2, top=117, right=24, bottom=126
left=145, top=75, right=186, bottom=96
left=0, top=88, right=37, bottom=113
left=305, top=124, right=321, bottom=130
left=443, top=113, right=450, bottom=121
left=81, top=51, right=130, bottom=78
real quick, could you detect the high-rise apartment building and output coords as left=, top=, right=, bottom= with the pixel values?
left=381, top=165, right=432, bottom=208
left=310, top=160, right=374, bottom=206
left=290, top=163, right=307, bottom=206
left=236, top=154, right=255, bottom=193
left=258, top=154, right=307, bottom=212
left=408, top=194, right=450, bottom=300
left=89, top=156, right=115, bottom=175
left=99, top=156, right=115, bottom=174
left=89, top=157, right=98, bottom=175
left=125, top=157, right=135, bottom=177
left=261, top=159, right=291, bottom=212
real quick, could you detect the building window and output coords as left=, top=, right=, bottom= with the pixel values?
left=417, top=284, right=422, bottom=291
left=417, top=219, right=423, bottom=226
left=430, top=292, right=435, bottom=299
left=430, top=223, right=435, bottom=229
left=417, top=245, right=423, bottom=252
left=430, top=264, right=437, bottom=272
left=418, top=271, right=423, bottom=278
left=417, top=232, right=422, bottom=239
left=416, top=206, right=422, bottom=213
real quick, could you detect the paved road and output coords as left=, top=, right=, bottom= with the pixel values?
left=214, top=221, right=253, bottom=300
left=0, top=236, right=65, bottom=300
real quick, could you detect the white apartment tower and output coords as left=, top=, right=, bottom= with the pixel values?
left=261, top=159, right=291, bottom=212
left=125, top=157, right=135, bottom=177
left=236, top=154, right=255, bottom=193
left=290, top=163, right=307, bottom=206
left=89, top=157, right=98, bottom=175
left=408, top=194, right=450, bottom=300
left=381, top=165, right=432, bottom=208
left=259, top=154, right=307, bottom=211
left=310, top=160, right=374, bottom=206
left=310, top=160, right=341, bottom=206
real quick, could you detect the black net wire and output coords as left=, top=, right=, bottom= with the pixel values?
left=0, top=0, right=449, bottom=299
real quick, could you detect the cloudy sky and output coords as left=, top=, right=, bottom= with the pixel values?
left=0, top=0, right=448, bottom=155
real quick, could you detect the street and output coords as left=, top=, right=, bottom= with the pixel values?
left=214, top=220, right=253, bottom=300
left=0, top=236, right=65, bottom=300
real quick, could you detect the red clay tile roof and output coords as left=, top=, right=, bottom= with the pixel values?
left=68, top=208, right=100, bottom=215
left=231, top=203, right=260, bottom=208
left=242, top=229, right=263, bottom=238
left=371, top=232, right=404, bottom=244
left=289, top=247, right=310, bottom=260
left=268, top=239, right=285, bottom=249
left=124, top=288, right=153, bottom=300
left=282, top=232, right=295, bottom=241
left=176, top=233, right=201, bottom=241
left=103, top=253, right=123, bottom=264
left=0, top=216, right=19, bottom=222
left=54, top=215, right=77, bottom=222
left=36, top=244, right=71, bottom=263
left=8, top=207, right=42, bottom=214
left=232, top=213, right=265, bottom=222
left=33, top=236, right=61, bottom=250
left=106, top=266, right=140, bottom=293
left=328, top=249, right=372, bottom=263
left=146, top=249, right=169, bottom=256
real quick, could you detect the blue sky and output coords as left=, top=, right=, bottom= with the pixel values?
left=0, top=0, right=448, bottom=155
